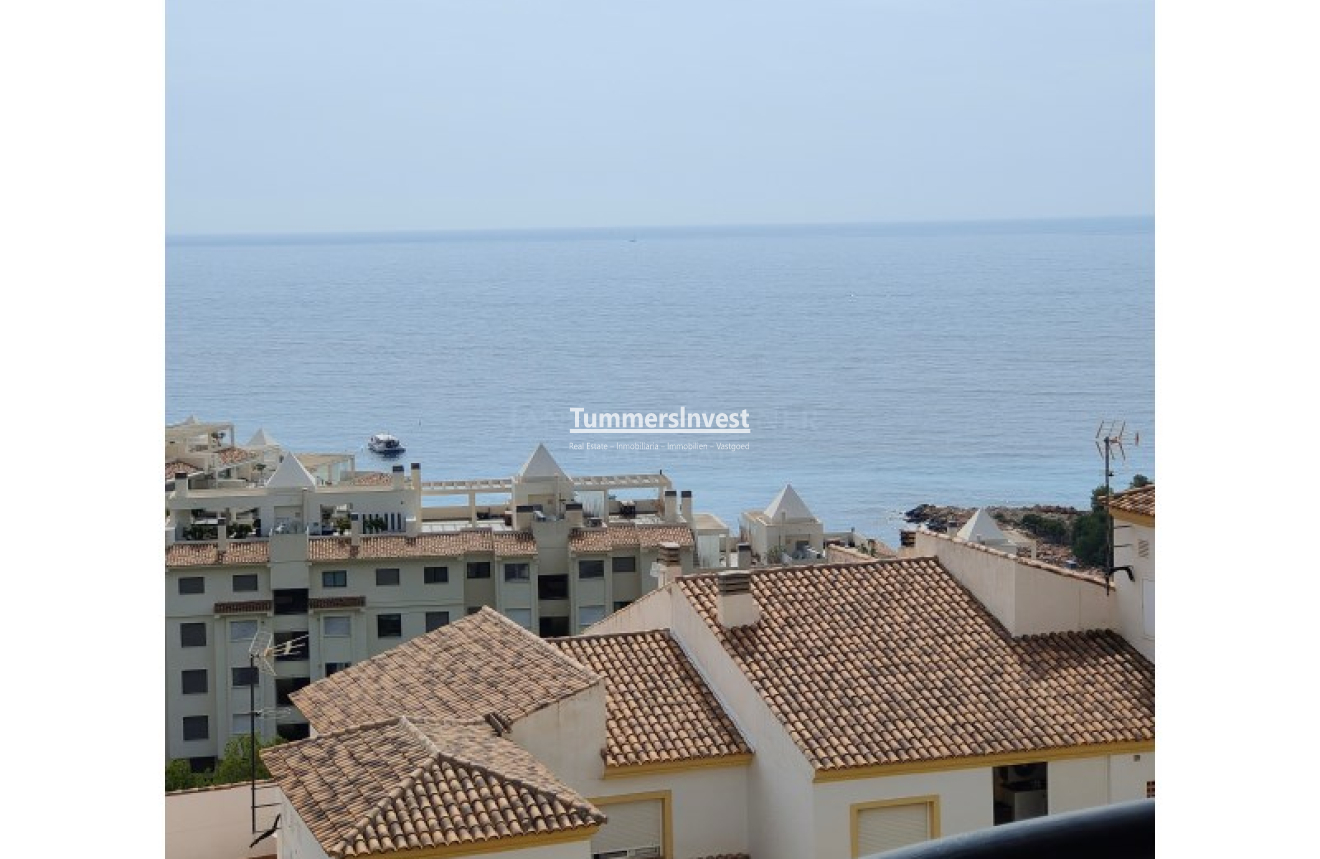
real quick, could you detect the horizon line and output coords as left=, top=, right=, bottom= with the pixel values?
left=166, top=213, right=1154, bottom=242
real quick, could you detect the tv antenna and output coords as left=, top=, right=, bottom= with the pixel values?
left=1095, top=420, right=1140, bottom=592
left=244, top=628, right=306, bottom=842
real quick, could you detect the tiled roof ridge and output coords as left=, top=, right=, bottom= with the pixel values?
left=330, top=719, right=441, bottom=857
left=467, top=608, right=604, bottom=712
left=547, top=627, right=667, bottom=643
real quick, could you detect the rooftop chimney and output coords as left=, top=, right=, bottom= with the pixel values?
left=717, top=570, right=760, bottom=628
left=680, top=490, right=693, bottom=523
left=514, top=505, right=534, bottom=531
left=410, top=462, right=422, bottom=504
left=658, top=541, right=681, bottom=568
left=350, top=514, right=362, bottom=547
left=216, top=515, right=228, bottom=553
left=391, top=464, right=405, bottom=490
left=174, top=473, right=189, bottom=499
left=566, top=502, right=584, bottom=527
left=737, top=542, right=752, bottom=570
left=663, top=490, right=678, bottom=523
left=405, top=516, right=419, bottom=538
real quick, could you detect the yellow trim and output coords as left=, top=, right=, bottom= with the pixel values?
left=587, top=789, right=674, bottom=859
left=1109, top=507, right=1155, bottom=527
left=371, top=824, right=600, bottom=859
left=849, top=794, right=941, bottom=858
left=815, top=741, right=1155, bottom=783
left=601, top=753, right=753, bottom=779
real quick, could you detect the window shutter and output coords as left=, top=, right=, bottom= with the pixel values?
left=591, top=799, right=664, bottom=856
left=856, top=803, right=931, bottom=856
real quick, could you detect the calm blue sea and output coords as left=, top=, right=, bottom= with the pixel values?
left=166, top=218, right=1154, bottom=545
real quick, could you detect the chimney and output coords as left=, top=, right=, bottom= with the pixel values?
left=514, top=505, right=534, bottom=531
left=717, top=570, right=760, bottom=628
left=350, top=514, right=362, bottom=547
left=566, top=502, right=584, bottom=527
left=405, top=516, right=419, bottom=538
left=216, top=515, right=228, bottom=553
left=410, top=461, right=422, bottom=507
left=391, top=464, right=405, bottom=490
left=658, top=541, right=681, bottom=569
left=737, top=542, right=752, bottom=569
left=680, top=490, right=693, bottom=522
left=663, top=490, right=678, bottom=523
left=174, top=473, right=189, bottom=499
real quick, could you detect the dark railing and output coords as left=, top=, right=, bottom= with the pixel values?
left=865, top=800, right=1154, bottom=859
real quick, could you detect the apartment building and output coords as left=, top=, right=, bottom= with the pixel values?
left=257, top=543, right=1154, bottom=859
left=165, top=441, right=711, bottom=766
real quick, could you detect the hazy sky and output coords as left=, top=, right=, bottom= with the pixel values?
left=166, top=0, right=1153, bottom=235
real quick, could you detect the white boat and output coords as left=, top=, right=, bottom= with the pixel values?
left=368, top=433, right=406, bottom=455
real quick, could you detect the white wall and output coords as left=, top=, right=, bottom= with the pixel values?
left=812, top=768, right=992, bottom=859
left=512, top=683, right=608, bottom=788
left=165, top=783, right=278, bottom=859
left=581, top=767, right=750, bottom=859
left=669, top=589, right=817, bottom=859
left=1108, top=751, right=1156, bottom=802
left=581, top=585, right=673, bottom=634
left=1113, top=520, right=1155, bottom=661
left=917, top=532, right=1113, bottom=636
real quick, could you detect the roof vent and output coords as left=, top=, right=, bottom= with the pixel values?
left=717, top=570, right=760, bottom=629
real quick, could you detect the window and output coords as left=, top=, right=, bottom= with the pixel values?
left=614, top=600, right=633, bottom=612
left=274, top=630, right=309, bottom=661
left=273, top=588, right=309, bottom=615
left=578, top=559, right=605, bottom=579
left=322, top=570, right=347, bottom=588
left=275, top=677, right=310, bottom=707
left=591, top=797, right=665, bottom=859
left=377, top=614, right=402, bottom=638
left=232, top=666, right=257, bottom=687
left=178, top=576, right=204, bottom=595
left=1146, top=780, right=1155, bottom=799
left=323, top=616, right=351, bottom=637
left=232, top=573, right=258, bottom=592
left=539, top=616, right=570, bottom=637
left=993, top=763, right=1047, bottom=825
left=579, top=605, right=606, bottom=630
left=375, top=568, right=400, bottom=586
left=229, top=620, right=257, bottom=642
left=182, top=716, right=209, bottom=742
left=276, top=723, right=311, bottom=742
left=611, top=556, right=637, bottom=573
left=466, top=562, right=491, bottom=579
left=538, top=574, right=569, bottom=601
left=325, top=662, right=351, bottom=676
left=854, top=799, right=936, bottom=856
left=504, top=562, right=530, bottom=582
left=181, top=669, right=208, bottom=695
left=425, top=611, right=450, bottom=632
left=180, top=622, right=207, bottom=647
left=505, top=608, right=532, bottom=629
left=424, top=566, right=449, bottom=584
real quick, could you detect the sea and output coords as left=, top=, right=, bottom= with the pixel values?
left=166, top=218, right=1154, bottom=546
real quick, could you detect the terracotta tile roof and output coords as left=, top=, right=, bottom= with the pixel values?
left=166, top=460, right=200, bottom=480
left=678, top=559, right=1154, bottom=773
left=215, top=445, right=257, bottom=465
left=166, top=541, right=270, bottom=567
left=551, top=631, right=751, bottom=769
left=569, top=524, right=695, bottom=552
left=263, top=716, right=604, bottom=858
left=1108, top=484, right=1155, bottom=519
left=308, top=531, right=537, bottom=561
left=214, top=600, right=273, bottom=614
left=292, top=609, right=601, bottom=734
left=310, top=596, right=367, bottom=610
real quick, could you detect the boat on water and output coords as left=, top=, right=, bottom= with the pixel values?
left=367, top=433, right=406, bottom=455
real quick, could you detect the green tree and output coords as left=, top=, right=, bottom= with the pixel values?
left=1071, top=508, right=1111, bottom=567
left=1130, top=474, right=1150, bottom=488
left=212, top=733, right=285, bottom=786
left=166, top=758, right=204, bottom=792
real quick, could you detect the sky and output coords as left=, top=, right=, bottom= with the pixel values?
left=166, top=0, right=1153, bottom=235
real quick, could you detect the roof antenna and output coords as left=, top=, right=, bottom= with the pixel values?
left=1095, top=420, right=1139, bottom=594
left=245, top=628, right=298, bottom=843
